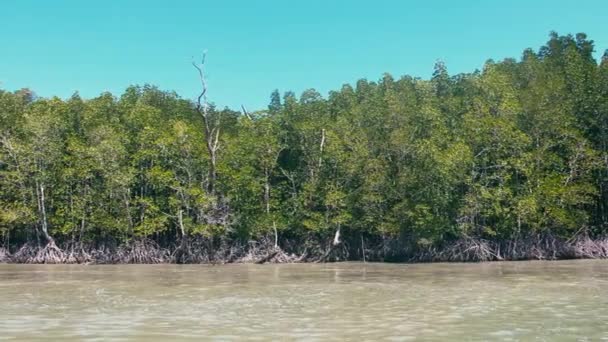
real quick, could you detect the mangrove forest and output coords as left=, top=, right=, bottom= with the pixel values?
left=1, top=32, right=607, bottom=263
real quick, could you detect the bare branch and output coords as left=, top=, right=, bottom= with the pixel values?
left=213, top=128, right=220, bottom=151
left=318, top=128, right=326, bottom=168
left=192, top=51, right=209, bottom=120
left=191, top=50, right=220, bottom=194
left=241, top=104, right=253, bottom=120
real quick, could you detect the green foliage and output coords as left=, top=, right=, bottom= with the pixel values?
left=0, top=32, right=606, bottom=250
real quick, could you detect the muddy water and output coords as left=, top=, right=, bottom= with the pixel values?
left=1, top=260, right=607, bottom=341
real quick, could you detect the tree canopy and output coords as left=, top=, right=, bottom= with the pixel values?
left=1, top=32, right=607, bottom=262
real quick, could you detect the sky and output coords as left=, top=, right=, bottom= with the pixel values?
left=1, top=0, right=607, bottom=110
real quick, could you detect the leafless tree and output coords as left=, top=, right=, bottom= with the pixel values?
left=192, top=52, right=220, bottom=194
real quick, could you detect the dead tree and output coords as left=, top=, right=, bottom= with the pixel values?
left=318, top=128, right=341, bottom=249
left=264, top=148, right=284, bottom=249
left=32, top=180, right=65, bottom=263
left=35, top=181, right=54, bottom=245
left=192, top=52, right=220, bottom=195
left=173, top=208, right=189, bottom=264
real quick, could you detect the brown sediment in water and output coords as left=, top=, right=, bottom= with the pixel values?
left=2, top=234, right=607, bottom=264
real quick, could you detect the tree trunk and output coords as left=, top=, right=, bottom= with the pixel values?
left=273, top=221, right=278, bottom=249
left=124, top=189, right=133, bottom=237
left=193, top=53, right=220, bottom=195
left=206, top=135, right=218, bottom=194
left=178, top=209, right=186, bottom=238
left=361, top=234, right=366, bottom=262
left=36, top=182, right=55, bottom=246
left=264, top=167, right=278, bottom=248
left=318, top=128, right=326, bottom=168
left=174, top=209, right=189, bottom=264
left=332, top=224, right=341, bottom=246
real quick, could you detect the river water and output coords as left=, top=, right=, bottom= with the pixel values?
left=1, top=260, right=607, bottom=341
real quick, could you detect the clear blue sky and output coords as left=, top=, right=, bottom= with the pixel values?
left=1, top=0, right=607, bottom=110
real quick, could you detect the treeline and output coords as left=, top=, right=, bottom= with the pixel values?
left=1, top=32, right=607, bottom=263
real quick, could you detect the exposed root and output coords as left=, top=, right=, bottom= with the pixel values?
left=11, top=242, right=67, bottom=264
left=65, top=245, right=93, bottom=264
left=89, top=245, right=115, bottom=264
left=0, top=247, right=10, bottom=263
left=172, top=238, right=212, bottom=264
left=4, top=233, right=608, bottom=264
left=571, top=235, right=608, bottom=258
left=33, top=242, right=66, bottom=264
left=436, top=238, right=498, bottom=262
left=409, top=234, right=608, bottom=262
left=235, top=238, right=302, bottom=264
left=500, top=235, right=570, bottom=260
left=114, top=239, right=169, bottom=264
left=315, top=241, right=350, bottom=263
left=12, top=244, right=36, bottom=263
left=255, top=249, right=279, bottom=264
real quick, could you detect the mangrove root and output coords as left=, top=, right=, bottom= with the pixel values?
left=0, top=247, right=10, bottom=263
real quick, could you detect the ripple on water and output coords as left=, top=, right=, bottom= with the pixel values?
left=1, top=261, right=608, bottom=341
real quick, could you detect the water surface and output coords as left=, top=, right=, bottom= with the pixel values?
left=1, top=260, right=608, bottom=341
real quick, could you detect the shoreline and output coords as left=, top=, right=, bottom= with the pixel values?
left=1, top=235, right=606, bottom=265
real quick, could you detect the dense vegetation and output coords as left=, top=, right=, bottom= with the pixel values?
left=1, top=32, right=607, bottom=263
